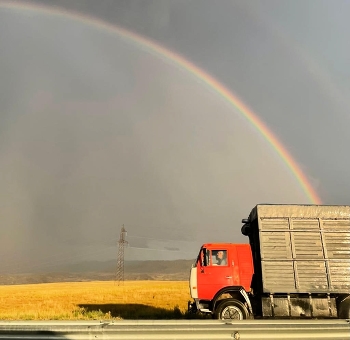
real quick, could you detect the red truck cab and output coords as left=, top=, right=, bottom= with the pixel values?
left=189, top=243, right=254, bottom=318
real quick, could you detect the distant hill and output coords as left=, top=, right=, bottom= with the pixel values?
left=0, top=259, right=194, bottom=285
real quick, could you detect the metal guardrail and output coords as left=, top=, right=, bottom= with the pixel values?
left=0, top=319, right=349, bottom=339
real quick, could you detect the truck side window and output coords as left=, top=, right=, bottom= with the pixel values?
left=212, top=250, right=227, bottom=266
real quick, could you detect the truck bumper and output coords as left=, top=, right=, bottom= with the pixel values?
left=187, top=300, right=198, bottom=313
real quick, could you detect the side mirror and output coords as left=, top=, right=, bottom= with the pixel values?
left=241, top=223, right=251, bottom=236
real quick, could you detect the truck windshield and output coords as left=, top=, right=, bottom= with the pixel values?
left=201, top=248, right=212, bottom=266
left=197, top=248, right=210, bottom=267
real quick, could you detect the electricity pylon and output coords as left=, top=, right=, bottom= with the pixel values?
left=116, top=225, right=128, bottom=285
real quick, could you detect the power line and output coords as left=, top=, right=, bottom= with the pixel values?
left=127, top=234, right=193, bottom=243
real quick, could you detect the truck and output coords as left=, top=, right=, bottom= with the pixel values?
left=188, top=204, right=350, bottom=320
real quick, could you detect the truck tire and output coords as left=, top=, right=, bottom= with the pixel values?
left=214, top=299, right=249, bottom=320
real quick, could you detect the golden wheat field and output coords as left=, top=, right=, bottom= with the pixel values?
left=0, top=281, right=193, bottom=320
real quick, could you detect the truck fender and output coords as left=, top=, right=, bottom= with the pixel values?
left=212, top=286, right=253, bottom=315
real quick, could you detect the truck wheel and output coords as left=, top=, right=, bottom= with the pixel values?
left=214, top=299, right=249, bottom=320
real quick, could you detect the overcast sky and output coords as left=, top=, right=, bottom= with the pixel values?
left=0, top=0, right=349, bottom=273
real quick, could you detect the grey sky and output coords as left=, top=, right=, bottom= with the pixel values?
left=0, top=0, right=349, bottom=272
left=28, top=0, right=350, bottom=201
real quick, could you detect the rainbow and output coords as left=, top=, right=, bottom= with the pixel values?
left=0, top=1, right=321, bottom=204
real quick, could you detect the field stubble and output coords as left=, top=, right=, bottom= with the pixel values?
left=0, top=280, right=196, bottom=320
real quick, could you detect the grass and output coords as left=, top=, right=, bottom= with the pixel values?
left=0, top=280, right=199, bottom=320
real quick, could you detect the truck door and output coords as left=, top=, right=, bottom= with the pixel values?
left=197, top=248, right=233, bottom=300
